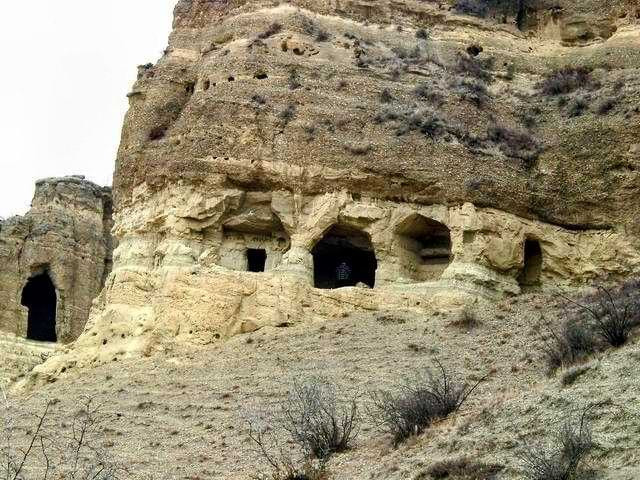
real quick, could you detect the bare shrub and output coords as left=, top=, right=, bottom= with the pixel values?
left=487, top=125, right=540, bottom=165
left=247, top=378, right=357, bottom=479
left=375, top=106, right=448, bottom=139
left=542, top=319, right=595, bottom=372
left=278, top=104, right=297, bottom=126
left=566, top=97, right=588, bottom=117
left=539, top=67, right=594, bottom=96
left=519, top=404, right=600, bottom=480
left=281, top=379, right=359, bottom=459
left=453, top=79, right=491, bottom=107
left=455, top=54, right=493, bottom=82
left=369, top=362, right=484, bottom=445
left=566, top=284, right=640, bottom=348
left=1, top=390, right=122, bottom=480
left=247, top=422, right=326, bottom=480
left=427, top=456, right=503, bottom=479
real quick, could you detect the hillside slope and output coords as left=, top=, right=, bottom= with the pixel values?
left=6, top=294, right=640, bottom=479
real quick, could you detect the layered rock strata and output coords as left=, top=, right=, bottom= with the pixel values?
left=21, top=0, right=640, bottom=381
left=0, top=176, right=113, bottom=347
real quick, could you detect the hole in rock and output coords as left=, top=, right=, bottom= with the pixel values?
left=518, top=239, right=542, bottom=288
left=148, top=125, right=168, bottom=141
left=228, top=76, right=235, bottom=82
left=203, top=80, right=211, bottom=91
left=21, top=272, right=57, bottom=342
left=185, top=82, right=196, bottom=94
left=247, top=248, right=267, bottom=273
left=312, top=225, right=377, bottom=289
left=254, top=72, right=268, bottom=80
left=395, top=214, right=452, bottom=282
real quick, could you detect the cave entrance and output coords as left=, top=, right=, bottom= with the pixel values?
left=312, top=225, right=377, bottom=289
left=247, top=248, right=267, bottom=273
left=21, top=272, right=57, bottom=342
left=395, top=214, right=452, bottom=282
left=518, top=239, right=542, bottom=288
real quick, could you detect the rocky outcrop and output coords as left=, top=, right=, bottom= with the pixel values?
left=0, top=176, right=113, bottom=346
left=18, top=0, right=640, bottom=384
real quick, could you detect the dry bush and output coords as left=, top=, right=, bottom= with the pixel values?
left=539, top=67, right=594, bottom=96
left=280, top=379, right=359, bottom=459
left=566, top=283, right=640, bottom=348
left=487, top=125, right=540, bottom=165
left=427, top=456, right=503, bottom=479
left=454, top=54, right=493, bottom=83
left=375, top=106, right=448, bottom=139
left=369, top=362, right=484, bottom=446
left=1, top=389, right=122, bottom=480
left=519, top=404, right=600, bottom=480
left=247, top=378, right=357, bottom=479
left=542, top=319, right=595, bottom=372
left=247, top=422, right=326, bottom=480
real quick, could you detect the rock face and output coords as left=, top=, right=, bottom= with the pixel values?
left=0, top=176, right=113, bottom=347
left=21, top=0, right=640, bottom=381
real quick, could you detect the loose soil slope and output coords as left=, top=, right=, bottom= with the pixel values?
left=7, top=294, right=640, bottom=479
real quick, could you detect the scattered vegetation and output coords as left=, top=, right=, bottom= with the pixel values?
left=280, top=379, right=359, bottom=459
left=543, top=280, right=640, bottom=372
left=487, top=125, right=541, bottom=166
left=566, top=97, right=588, bottom=117
left=247, top=378, right=358, bottom=479
left=542, top=319, right=595, bottom=372
left=427, top=456, right=504, bottom=479
left=519, top=404, right=600, bottom=480
left=567, top=284, right=640, bottom=348
left=375, top=106, right=449, bottom=139
left=278, top=104, right=297, bottom=126
left=1, top=392, right=121, bottom=480
left=539, top=67, right=595, bottom=96
left=368, top=362, right=484, bottom=445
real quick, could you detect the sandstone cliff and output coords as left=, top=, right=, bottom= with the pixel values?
left=0, top=176, right=113, bottom=344
left=19, top=0, right=640, bottom=382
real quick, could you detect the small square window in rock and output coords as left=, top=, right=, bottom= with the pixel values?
left=247, top=249, right=267, bottom=273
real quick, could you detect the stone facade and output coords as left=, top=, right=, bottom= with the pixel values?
left=0, top=176, right=113, bottom=345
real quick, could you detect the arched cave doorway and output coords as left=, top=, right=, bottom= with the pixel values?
left=21, top=272, right=58, bottom=342
left=312, top=225, right=377, bottom=289
left=518, top=239, right=542, bottom=288
left=395, top=214, right=452, bottom=282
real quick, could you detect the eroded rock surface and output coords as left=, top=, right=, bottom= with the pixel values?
left=0, top=176, right=113, bottom=350
left=21, top=0, right=640, bottom=383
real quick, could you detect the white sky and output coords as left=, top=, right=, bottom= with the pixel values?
left=0, top=1, right=177, bottom=218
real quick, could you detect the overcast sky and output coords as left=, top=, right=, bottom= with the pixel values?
left=0, top=1, right=177, bottom=218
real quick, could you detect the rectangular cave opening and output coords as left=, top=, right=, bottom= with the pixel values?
left=247, top=248, right=267, bottom=273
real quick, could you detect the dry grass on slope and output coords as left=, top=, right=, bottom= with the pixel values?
left=3, top=289, right=640, bottom=479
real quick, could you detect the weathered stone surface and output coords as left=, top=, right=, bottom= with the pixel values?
left=0, top=176, right=113, bottom=345
left=18, top=0, right=640, bottom=384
